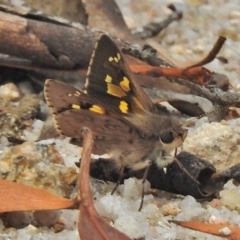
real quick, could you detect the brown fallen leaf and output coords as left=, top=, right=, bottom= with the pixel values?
left=0, top=179, right=77, bottom=212
left=78, top=128, right=133, bottom=240
left=171, top=220, right=240, bottom=240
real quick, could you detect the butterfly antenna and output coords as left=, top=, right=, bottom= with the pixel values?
left=182, top=104, right=231, bottom=127
left=173, top=157, right=199, bottom=184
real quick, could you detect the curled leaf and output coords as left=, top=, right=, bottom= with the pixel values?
left=78, top=128, right=132, bottom=240
left=171, top=220, right=240, bottom=239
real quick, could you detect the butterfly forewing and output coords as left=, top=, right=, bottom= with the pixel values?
left=85, top=34, right=156, bottom=116
left=85, top=35, right=177, bottom=135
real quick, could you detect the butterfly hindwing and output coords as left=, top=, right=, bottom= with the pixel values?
left=44, top=79, right=140, bottom=141
left=44, top=80, right=163, bottom=165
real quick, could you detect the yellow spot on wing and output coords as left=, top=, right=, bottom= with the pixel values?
left=107, top=84, right=126, bottom=97
left=117, top=53, right=121, bottom=60
left=105, top=75, right=112, bottom=83
left=119, top=101, right=128, bottom=113
left=109, top=53, right=121, bottom=63
left=72, top=104, right=81, bottom=109
left=90, top=105, right=105, bottom=114
left=120, top=77, right=130, bottom=92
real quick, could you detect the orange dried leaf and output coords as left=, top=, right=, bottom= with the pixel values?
left=130, top=64, right=211, bottom=86
left=78, top=128, right=132, bottom=240
left=130, top=64, right=183, bottom=78
left=172, top=220, right=240, bottom=239
left=0, top=179, right=76, bottom=212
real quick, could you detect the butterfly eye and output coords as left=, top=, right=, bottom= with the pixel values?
left=160, top=131, right=174, bottom=144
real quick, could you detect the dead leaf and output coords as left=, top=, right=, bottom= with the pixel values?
left=78, top=128, right=133, bottom=240
left=0, top=179, right=76, bottom=212
left=171, top=220, right=240, bottom=240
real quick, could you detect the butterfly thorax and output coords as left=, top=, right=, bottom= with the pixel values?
left=95, top=123, right=187, bottom=171
left=125, top=111, right=175, bottom=137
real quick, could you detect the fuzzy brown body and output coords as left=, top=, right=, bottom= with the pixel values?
left=44, top=34, right=187, bottom=172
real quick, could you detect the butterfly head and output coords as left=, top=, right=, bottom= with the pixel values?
left=159, top=126, right=188, bottom=153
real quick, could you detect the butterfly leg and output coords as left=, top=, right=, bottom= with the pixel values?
left=111, top=165, right=124, bottom=195
left=110, top=151, right=129, bottom=195
left=138, top=160, right=152, bottom=211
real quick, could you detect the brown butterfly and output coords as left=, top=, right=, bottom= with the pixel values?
left=44, top=34, right=187, bottom=175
